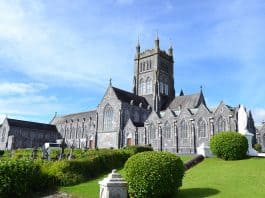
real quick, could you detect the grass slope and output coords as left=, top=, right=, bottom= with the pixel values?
left=60, top=156, right=265, bottom=198
left=179, top=157, right=265, bottom=197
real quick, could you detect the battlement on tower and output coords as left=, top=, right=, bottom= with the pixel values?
left=135, top=48, right=173, bottom=61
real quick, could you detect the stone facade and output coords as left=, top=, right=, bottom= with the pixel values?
left=0, top=37, right=259, bottom=152
left=0, top=118, right=60, bottom=150
left=51, top=37, right=257, bottom=153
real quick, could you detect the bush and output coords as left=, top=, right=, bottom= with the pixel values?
left=253, top=144, right=262, bottom=153
left=0, top=159, right=53, bottom=197
left=122, top=145, right=153, bottom=156
left=210, top=132, right=248, bottom=160
left=124, top=151, right=185, bottom=198
left=12, top=148, right=42, bottom=160
left=0, top=150, right=4, bottom=156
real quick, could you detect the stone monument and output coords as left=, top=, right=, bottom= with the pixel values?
left=238, top=105, right=258, bottom=156
left=99, top=169, right=128, bottom=198
left=197, top=143, right=213, bottom=157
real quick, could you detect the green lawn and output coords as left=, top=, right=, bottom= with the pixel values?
left=60, top=156, right=265, bottom=198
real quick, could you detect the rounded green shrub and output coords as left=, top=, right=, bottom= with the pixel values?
left=124, top=151, right=185, bottom=198
left=210, top=132, right=248, bottom=160
left=253, top=143, right=262, bottom=153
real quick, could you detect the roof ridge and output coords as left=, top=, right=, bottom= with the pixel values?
left=7, top=118, right=52, bottom=126
left=59, top=110, right=97, bottom=118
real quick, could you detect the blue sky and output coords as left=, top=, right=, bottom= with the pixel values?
left=0, top=0, right=265, bottom=124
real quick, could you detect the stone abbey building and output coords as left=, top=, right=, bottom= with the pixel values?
left=50, top=37, right=257, bottom=153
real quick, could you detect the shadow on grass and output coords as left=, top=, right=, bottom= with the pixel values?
left=178, top=188, right=220, bottom=198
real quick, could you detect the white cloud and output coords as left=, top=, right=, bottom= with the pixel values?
left=0, top=82, right=47, bottom=96
left=0, top=1, right=121, bottom=89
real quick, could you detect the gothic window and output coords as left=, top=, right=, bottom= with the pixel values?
left=103, top=104, right=114, bottom=131
left=1, top=127, right=6, bottom=142
left=139, top=78, right=146, bottom=95
left=140, top=63, right=142, bottom=72
left=140, top=132, right=144, bottom=144
left=146, top=60, right=149, bottom=70
left=164, top=84, right=169, bottom=95
left=180, top=120, right=188, bottom=138
left=198, top=119, right=206, bottom=138
left=149, top=60, right=152, bottom=69
left=150, top=123, right=156, bottom=139
left=146, top=77, right=152, bottom=94
left=160, top=82, right=164, bottom=93
left=217, top=117, right=226, bottom=132
left=143, top=62, right=145, bottom=71
left=164, top=122, right=171, bottom=139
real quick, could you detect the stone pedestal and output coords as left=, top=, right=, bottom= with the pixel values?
left=244, top=133, right=258, bottom=156
left=99, top=169, right=128, bottom=198
left=197, top=143, right=213, bottom=157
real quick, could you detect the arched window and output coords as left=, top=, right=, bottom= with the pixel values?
left=150, top=123, right=156, bottom=139
left=1, top=127, right=6, bottom=142
left=146, top=77, right=152, bottom=94
left=217, top=117, right=226, bottom=132
left=149, top=60, right=152, bottom=69
left=143, top=62, right=145, bottom=71
left=180, top=120, right=188, bottom=138
left=164, top=84, right=169, bottom=95
left=103, top=104, right=114, bottom=131
left=198, top=119, right=206, bottom=138
left=164, top=122, right=171, bottom=139
left=140, top=63, right=142, bottom=72
left=139, top=78, right=145, bottom=95
left=160, top=82, right=164, bottom=93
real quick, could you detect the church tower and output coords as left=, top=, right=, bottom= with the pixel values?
left=133, top=35, right=175, bottom=112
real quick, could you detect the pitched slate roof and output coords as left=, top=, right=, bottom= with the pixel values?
left=51, top=110, right=97, bottom=125
left=112, top=87, right=149, bottom=108
left=7, top=118, right=57, bottom=131
left=169, top=92, right=204, bottom=110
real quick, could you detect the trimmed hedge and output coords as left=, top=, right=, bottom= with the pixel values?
left=0, top=145, right=154, bottom=196
left=122, top=145, right=153, bottom=156
left=40, top=146, right=153, bottom=186
left=124, top=151, right=185, bottom=198
left=43, top=148, right=129, bottom=186
left=210, top=132, right=248, bottom=160
left=0, top=159, right=54, bottom=197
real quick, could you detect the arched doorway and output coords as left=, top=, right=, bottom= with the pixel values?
left=126, top=133, right=132, bottom=146
left=88, top=136, right=94, bottom=149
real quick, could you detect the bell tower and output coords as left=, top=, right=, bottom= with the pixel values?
left=133, top=35, right=175, bottom=112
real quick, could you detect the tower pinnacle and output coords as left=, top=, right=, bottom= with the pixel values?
left=155, top=32, right=160, bottom=50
